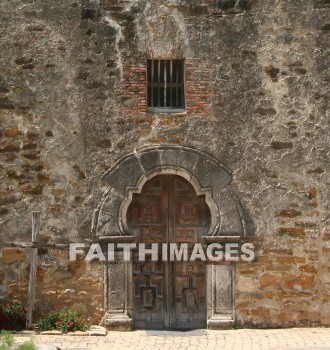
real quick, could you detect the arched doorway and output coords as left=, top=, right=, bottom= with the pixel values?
left=127, top=175, right=211, bottom=329
left=97, top=145, right=251, bottom=330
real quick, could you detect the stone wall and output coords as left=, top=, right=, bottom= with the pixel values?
left=0, top=247, right=104, bottom=322
left=0, top=0, right=329, bottom=327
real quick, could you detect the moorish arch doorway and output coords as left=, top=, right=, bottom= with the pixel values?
left=93, top=145, right=252, bottom=330
left=127, top=174, right=210, bottom=329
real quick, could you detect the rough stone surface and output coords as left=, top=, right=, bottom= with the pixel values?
left=1, top=248, right=26, bottom=264
left=0, top=0, right=329, bottom=328
left=67, top=331, right=89, bottom=336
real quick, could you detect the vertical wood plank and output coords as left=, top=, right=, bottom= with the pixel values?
left=176, top=61, right=179, bottom=107
left=26, top=211, right=41, bottom=329
left=164, top=60, right=167, bottom=106
left=170, top=59, right=173, bottom=108
left=158, top=59, right=160, bottom=107
left=151, top=60, right=154, bottom=107
left=181, top=60, right=185, bottom=108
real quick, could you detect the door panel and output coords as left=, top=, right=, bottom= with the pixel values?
left=133, top=273, right=165, bottom=329
left=171, top=261, right=206, bottom=329
left=128, top=175, right=209, bottom=329
left=130, top=176, right=168, bottom=329
left=169, top=176, right=207, bottom=329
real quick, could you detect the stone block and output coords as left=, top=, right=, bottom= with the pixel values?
left=3, top=127, right=22, bottom=137
left=214, top=188, right=244, bottom=236
left=250, top=308, right=270, bottom=318
left=259, top=274, right=278, bottom=289
left=237, top=276, right=257, bottom=293
left=1, top=248, right=26, bottom=264
left=103, top=155, right=142, bottom=196
left=0, top=195, right=18, bottom=205
left=139, top=149, right=160, bottom=173
left=0, top=284, right=8, bottom=295
left=52, top=270, right=74, bottom=282
left=213, top=265, right=233, bottom=312
left=20, top=183, right=43, bottom=195
left=178, top=149, right=200, bottom=173
left=278, top=227, right=305, bottom=238
left=207, top=315, right=234, bottom=330
left=276, top=209, right=302, bottom=218
left=194, top=158, right=231, bottom=192
left=283, top=274, right=314, bottom=291
left=40, top=331, right=63, bottom=335
left=269, top=311, right=288, bottom=324
left=299, top=264, right=317, bottom=274
left=67, top=331, right=88, bottom=336
left=103, top=313, right=132, bottom=331
left=96, top=189, right=123, bottom=236
left=271, top=141, right=293, bottom=150
left=17, top=331, right=38, bottom=335
left=275, top=256, right=305, bottom=264
left=0, top=140, right=20, bottom=152
left=158, top=148, right=181, bottom=168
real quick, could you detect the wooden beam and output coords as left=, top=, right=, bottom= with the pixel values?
left=26, top=211, right=41, bottom=330
left=0, top=242, right=69, bottom=249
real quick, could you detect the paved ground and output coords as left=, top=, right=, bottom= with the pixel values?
left=14, top=328, right=330, bottom=350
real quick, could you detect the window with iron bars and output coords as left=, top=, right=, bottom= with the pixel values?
left=147, top=59, right=185, bottom=112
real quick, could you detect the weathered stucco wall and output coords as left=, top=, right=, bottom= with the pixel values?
left=0, top=0, right=329, bottom=327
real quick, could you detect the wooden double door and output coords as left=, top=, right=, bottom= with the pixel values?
left=127, top=175, right=210, bottom=329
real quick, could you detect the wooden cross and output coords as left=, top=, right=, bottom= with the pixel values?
left=26, top=211, right=41, bottom=330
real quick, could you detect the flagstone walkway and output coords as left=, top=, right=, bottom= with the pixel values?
left=14, top=327, right=330, bottom=350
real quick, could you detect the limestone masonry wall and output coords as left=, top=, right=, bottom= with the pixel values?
left=0, top=0, right=329, bottom=327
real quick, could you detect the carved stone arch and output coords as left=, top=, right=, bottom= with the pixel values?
left=96, top=145, right=251, bottom=330
left=93, top=145, right=248, bottom=239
